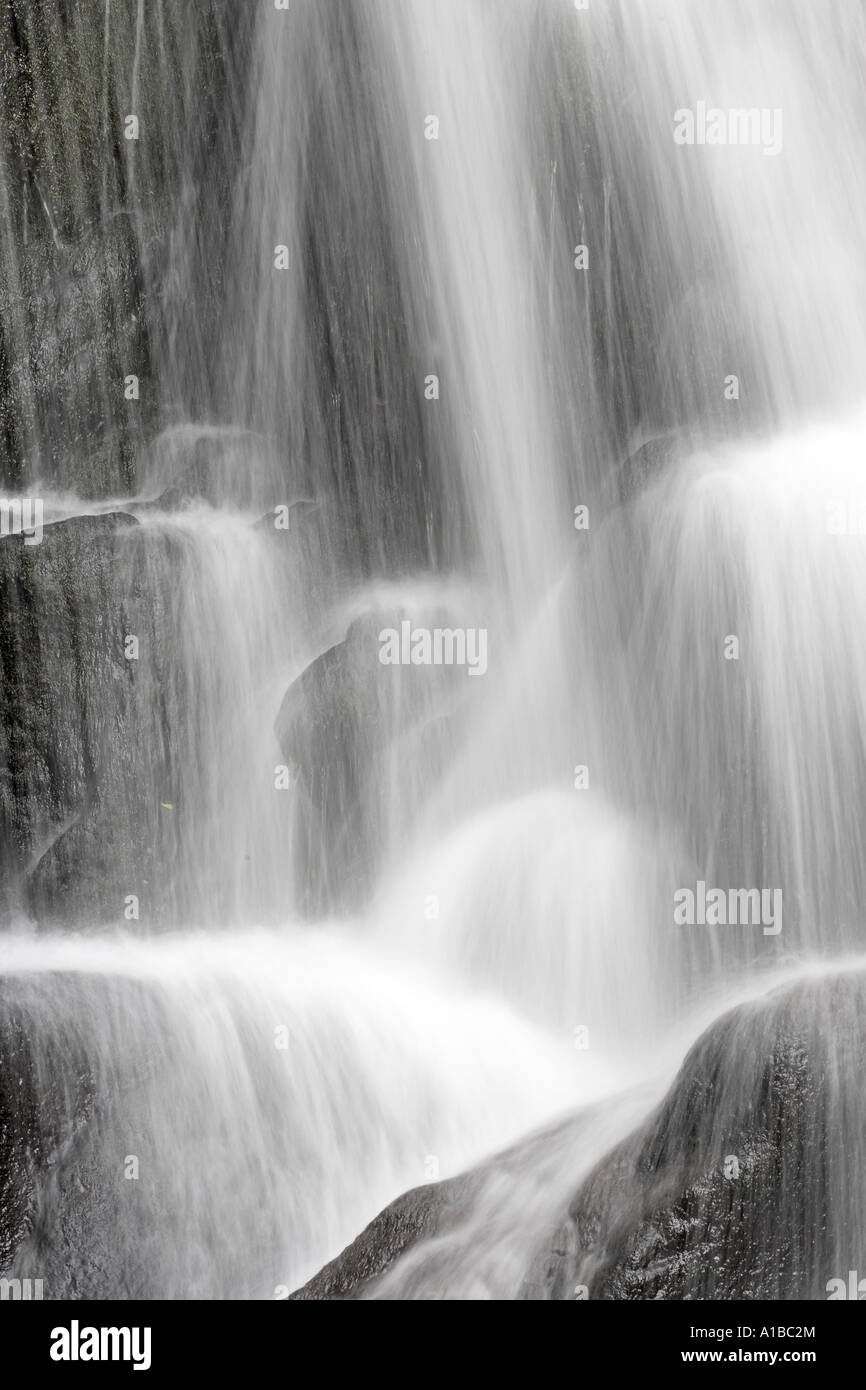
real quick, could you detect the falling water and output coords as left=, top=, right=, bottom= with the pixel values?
left=2, top=0, right=866, bottom=1301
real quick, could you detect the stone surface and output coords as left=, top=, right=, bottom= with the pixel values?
left=0, top=977, right=94, bottom=1273
left=290, top=971, right=866, bottom=1300
left=0, top=512, right=176, bottom=927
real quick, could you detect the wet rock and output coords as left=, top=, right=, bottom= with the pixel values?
left=289, top=1176, right=478, bottom=1301
left=276, top=610, right=474, bottom=914
left=0, top=512, right=172, bottom=927
left=0, top=978, right=94, bottom=1273
left=550, top=972, right=861, bottom=1302
left=0, top=222, right=153, bottom=497
left=0, top=972, right=178, bottom=1296
left=289, top=971, right=866, bottom=1300
left=275, top=619, right=385, bottom=915
left=0, top=0, right=255, bottom=498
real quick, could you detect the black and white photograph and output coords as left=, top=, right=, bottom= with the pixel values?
left=0, top=0, right=863, bottom=1356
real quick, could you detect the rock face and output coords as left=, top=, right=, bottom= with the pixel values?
left=537, top=972, right=858, bottom=1302
left=0, top=221, right=152, bottom=497
left=290, top=971, right=866, bottom=1300
left=0, top=977, right=95, bottom=1273
left=0, top=971, right=185, bottom=1299
left=289, top=1176, right=479, bottom=1301
left=0, top=0, right=254, bottom=498
left=0, top=513, right=179, bottom=928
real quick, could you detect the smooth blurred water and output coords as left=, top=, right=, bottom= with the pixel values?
left=3, top=0, right=866, bottom=1298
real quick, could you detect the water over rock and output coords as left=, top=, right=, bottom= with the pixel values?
left=0, top=933, right=580, bottom=1298
left=0, top=512, right=172, bottom=927
left=290, top=970, right=866, bottom=1300
left=1, top=0, right=865, bottom=1308
left=276, top=607, right=481, bottom=913
left=0, top=976, right=95, bottom=1272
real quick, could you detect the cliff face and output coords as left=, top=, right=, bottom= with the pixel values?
left=0, top=1, right=255, bottom=931
left=0, top=512, right=198, bottom=927
left=0, top=0, right=252, bottom=498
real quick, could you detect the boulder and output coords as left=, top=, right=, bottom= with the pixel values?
left=276, top=610, right=471, bottom=914
left=290, top=970, right=866, bottom=1300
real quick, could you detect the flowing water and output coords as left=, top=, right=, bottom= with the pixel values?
left=2, top=0, right=866, bottom=1299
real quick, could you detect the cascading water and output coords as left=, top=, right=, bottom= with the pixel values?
left=1, top=0, right=865, bottom=1304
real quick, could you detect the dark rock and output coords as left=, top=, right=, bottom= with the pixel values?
left=0, top=512, right=176, bottom=927
left=554, top=972, right=862, bottom=1302
left=288, top=1109, right=595, bottom=1300
left=289, top=1176, right=477, bottom=1301
left=0, top=0, right=256, bottom=497
left=0, top=971, right=179, bottom=1297
left=0, top=222, right=153, bottom=497
left=0, top=976, right=95, bottom=1272
left=289, top=971, right=866, bottom=1300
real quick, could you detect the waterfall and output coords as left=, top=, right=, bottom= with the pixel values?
left=2, top=0, right=866, bottom=1302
